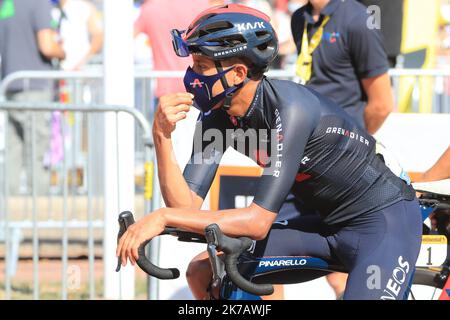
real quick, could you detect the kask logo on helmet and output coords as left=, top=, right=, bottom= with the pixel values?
left=236, top=21, right=266, bottom=32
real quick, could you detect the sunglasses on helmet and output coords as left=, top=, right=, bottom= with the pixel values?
left=171, top=29, right=225, bottom=57
left=171, top=29, right=191, bottom=57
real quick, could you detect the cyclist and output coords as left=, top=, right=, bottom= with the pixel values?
left=116, top=4, right=422, bottom=300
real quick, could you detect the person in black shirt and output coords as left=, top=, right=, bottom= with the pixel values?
left=291, top=0, right=393, bottom=134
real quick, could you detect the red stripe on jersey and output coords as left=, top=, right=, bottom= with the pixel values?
left=295, top=173, right=312, bottom=183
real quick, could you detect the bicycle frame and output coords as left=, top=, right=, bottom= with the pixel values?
left=219, top=256, right=342, bottom=300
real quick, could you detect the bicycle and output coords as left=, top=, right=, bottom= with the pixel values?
left=116, top=179, right=450, bottom=300
left=410, top=179, right=450, bottom=300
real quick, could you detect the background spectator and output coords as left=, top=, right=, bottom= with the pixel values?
left=51, top=0, right=104, bottom=71
left=134, top=0, right=210, bottom=102
left=291, top=0, right=393, bottom=134
left=0, top=0, right=65, bottom=195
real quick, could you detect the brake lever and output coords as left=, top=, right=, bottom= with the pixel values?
left=205, top=224, right=274, bottom=296
left=116, top=211, right=135, bottom=272
left=205, top=228, right=223, bottom=288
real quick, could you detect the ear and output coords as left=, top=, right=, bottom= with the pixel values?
left=232, top=63, right=248, bottom=85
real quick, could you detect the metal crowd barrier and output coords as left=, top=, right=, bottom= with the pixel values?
left=0, top=101, right=158, bottom=300
left=2, top=68, right=450, bottom=117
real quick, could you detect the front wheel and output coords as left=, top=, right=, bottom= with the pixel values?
left=408, top=268, right=446, bottom=300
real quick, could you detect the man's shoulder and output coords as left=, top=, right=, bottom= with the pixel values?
left=339, top=0, right=370, bottom=14
left=337, top=0, right=373, bottom=29
left=263, top=78, right=354, bottom=119
left=264, top=77, right=316, bottom=100
left=28, top=0, right=53, bottom=11
left=263, top=78, right=324, bottom=117
left=1, top=0, right=51, bottom=25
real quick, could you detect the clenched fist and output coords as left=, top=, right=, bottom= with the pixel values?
left=153, top=93, right=193, bottom=138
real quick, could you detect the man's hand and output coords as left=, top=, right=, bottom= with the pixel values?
left=37, top=29, right=66, bottom=60
left=153, top=93, right=193, bottom=138
left=116, top=209, right=166, bottom=267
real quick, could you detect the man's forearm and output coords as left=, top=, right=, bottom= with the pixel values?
left=80, top=35, right=103, bottom=65
left=37, top=29, right=66, bottom=60
left=154, top=132, right=196, bottom=208
left=116, top=204, right=276, bottom=266
left=160, top=205, right=271, bottom=240
left=364, top=102, right=391, bottom=135
left=361, top=74, right=394, bottom=135
left=89, top=33, right=103, bottom=57
left=74, top=36, right=103, bottom=69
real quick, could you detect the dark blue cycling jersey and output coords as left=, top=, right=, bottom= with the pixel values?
left=183, top=77, right=415, bottom=225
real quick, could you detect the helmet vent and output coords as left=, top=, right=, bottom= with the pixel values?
left=204, top=21, right=234, bottom=33
left=210, top=34, right=247, bottom=47
left=255, top=31, right=269, bottom=38
left=257, top=43, right=269, bottom=50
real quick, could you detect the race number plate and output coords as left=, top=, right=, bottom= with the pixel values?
left=416, top=235, right=447, bottom=267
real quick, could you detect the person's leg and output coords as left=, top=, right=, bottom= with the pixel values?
left=326, top=272, right=348, bottom=298
left=253, top=214, right=333, bottom=259
left=269, top=195, right=322, bottom=299
left=186, top=250, right=215, bottom=300
left=6, top=110, right=25, bottom=194
left=7, top=91, right=52, bottom=195
left=32, top=109, right=51, bottom=194
left=263, top=285, right=284, bottom=300
left=21, top=91, right=52, bottom=195
left=341, top=199, right=422, bottom=300
left=279, top=196, right=349, bottom=298
left=251, top=217, right=334, bottom=300
left=285, top=199, right=348, bottom=299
